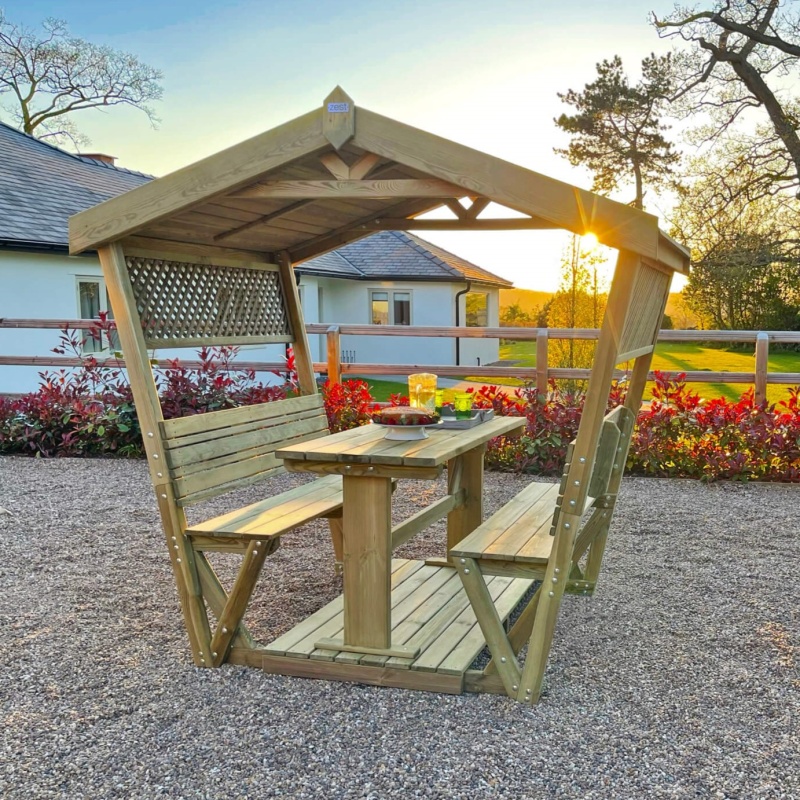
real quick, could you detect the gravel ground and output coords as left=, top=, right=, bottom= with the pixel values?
left=1, top=456, right=798, bottom=799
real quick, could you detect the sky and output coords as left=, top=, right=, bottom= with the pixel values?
left=5, top=0, right=686, bottom=292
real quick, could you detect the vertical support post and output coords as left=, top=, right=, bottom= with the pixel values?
left=518, top=249, right=642, bottom=705
left=446, top=445, right=484, bottom=553
left=342, top=475, right=393, bottom=649
left=755, top=332, right=769, bottom=404
left=277, top=251, right=317, bottom=395
left=536, top=328, right=549, bottom=397
left=327, top=324, right=342, bottom=384
left=98, top=242, right=212, bottom=666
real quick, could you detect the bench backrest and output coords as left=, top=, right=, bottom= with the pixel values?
left=161, top=394, right=329, bottom=506
left=547, top=252, right=671, bottom=562
left=550, top=404, right=635, bottom=535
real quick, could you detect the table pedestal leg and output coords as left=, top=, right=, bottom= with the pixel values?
left=447, top=445, right=485, bottom=552
left=342, top=475, right=392, bottom=649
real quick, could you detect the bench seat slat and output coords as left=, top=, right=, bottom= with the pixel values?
left=451, top=482, right=559, bottom=563
left=187, top=475, right=342, bottom=539
left=482, top=485, right=560, bottom=560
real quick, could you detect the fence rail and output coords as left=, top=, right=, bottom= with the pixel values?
left=2, top=319, right=800, bottom=402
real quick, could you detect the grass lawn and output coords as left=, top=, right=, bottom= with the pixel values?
left=357, top=377, right=407, bottom=401
left=474, top=340, right=800, bottom=404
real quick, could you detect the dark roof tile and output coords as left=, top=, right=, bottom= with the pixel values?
left=301, top=230, right=512, bottom=287
left=0, top=121, right=150, bottom=247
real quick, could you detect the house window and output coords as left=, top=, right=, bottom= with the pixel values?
left=465, top=291, right=488, bottom=327
left=370, top=290, right=411, bottom=325
left=76, top=277, right=119, bottom=353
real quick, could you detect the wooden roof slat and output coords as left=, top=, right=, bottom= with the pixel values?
left=290, top=198, right=451, bottom=263
left=231, top=179, right=465, bottom=201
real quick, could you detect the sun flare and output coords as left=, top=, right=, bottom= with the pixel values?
left=580, top=232, right=599, bottom=252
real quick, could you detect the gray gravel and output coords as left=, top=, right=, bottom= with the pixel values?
left=1, top=456, right=798, bottom=799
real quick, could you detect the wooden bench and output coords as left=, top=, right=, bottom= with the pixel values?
left=161, top=394, right=343, bottom=547
left=92, top=243, right=349, bottom=670
left=449, top=405, right=635, bottom=700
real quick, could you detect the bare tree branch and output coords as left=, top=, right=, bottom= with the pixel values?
left=0, top=12, right=162, bottom=147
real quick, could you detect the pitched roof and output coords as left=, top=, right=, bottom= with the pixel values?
left=65, top=87, right=690, bottom=274
left=298, top=230, right=512, bottom=287
left=0, top=121, right=149, bottom=248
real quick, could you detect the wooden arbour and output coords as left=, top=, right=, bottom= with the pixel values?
left=70, top=87, right=689, bottom=701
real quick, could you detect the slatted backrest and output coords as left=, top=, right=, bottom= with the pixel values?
left=550, top=404, right=635, bottom=536
left=160, top=394, right=329, bottom=506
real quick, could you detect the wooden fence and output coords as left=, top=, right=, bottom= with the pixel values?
left=2, top=318, right=800, bottom=403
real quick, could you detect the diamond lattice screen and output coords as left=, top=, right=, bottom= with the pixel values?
left=125, top=256, right=292, bottom=347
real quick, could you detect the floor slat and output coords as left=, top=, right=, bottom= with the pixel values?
left=262, top=559, right=535, bottom=682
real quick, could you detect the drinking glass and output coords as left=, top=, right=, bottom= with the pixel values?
left=454, top=392, right=474, bottom=419
left=408, top=373, right=437, bottom=413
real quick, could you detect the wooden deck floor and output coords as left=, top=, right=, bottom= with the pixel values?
left=239, top=559, right=533, bottom=691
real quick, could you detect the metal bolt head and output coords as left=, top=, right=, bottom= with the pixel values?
left=172, top=536, right=177, bottom=541
left=161, top=494, right=167, bottom=499
left=569, top=500, right=576, bottom=507
left=147, top=432, right=154, bottom=438
left=464, top=568, right=470, bottom=574
left=176, top=558, right=182, bottom=563
left=153, top=453, right=159, bottom=459
left=253, top=550, right=259, bottom=556
left=564, top=523, right=570, bottom=529
left=222, top=627, right=229, bottom=633
left=157, top=472, right=163, bottom=478
left=460, top=558, right=466, bottom=564
left=554, top=568, right=560, bottom=574
left=551, top=576, right=558, bottom=583
left=613, top=463, right=619, bottom=469
left=512, top=685, right=518, bottom=691
left=573, top=480, right=580, bottom=486
left=579, top=456, right=586, bottom=463
left=212, top=651, right=218, bottom=657
left=173, top=545, right=178, bottom=550
left=548, top=591, right=555, bottom=597
left=526, top=688, right=532, bottom=695
left=500, top=657, right=507, bottom=663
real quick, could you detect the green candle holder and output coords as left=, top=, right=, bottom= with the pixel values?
left=454, top=392, right=473, bottom=419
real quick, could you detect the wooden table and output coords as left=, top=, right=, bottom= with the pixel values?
left=275, top=416, right=525, bottom=658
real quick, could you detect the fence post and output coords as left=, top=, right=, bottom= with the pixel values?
left=327, top=324, right=342, bottom=384
left=755, top=331, right=769, bottom=404
left=536, top=328, right=549, bottom=396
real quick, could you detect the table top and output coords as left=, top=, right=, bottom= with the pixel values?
left=275, top=416, right=525, bottom=469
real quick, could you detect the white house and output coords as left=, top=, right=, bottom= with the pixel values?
left=0, top=122, right=511, bottom=394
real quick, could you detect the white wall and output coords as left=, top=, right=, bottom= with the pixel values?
left=458, top=286, right=501, bottom=367
left=316, top=279, right=501, bottom=369
left=0, top=250, right=289, bottom=395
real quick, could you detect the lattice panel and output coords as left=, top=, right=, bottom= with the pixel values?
left=617, top=262, right=670, bottom=358
left=124, top=256, right=292, bottom=347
